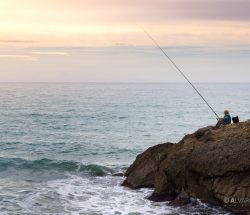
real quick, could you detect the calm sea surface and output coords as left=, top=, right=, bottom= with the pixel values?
left=1, top=83, right=248, bottom=215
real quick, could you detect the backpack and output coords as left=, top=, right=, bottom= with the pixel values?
left=232, top=116, right=239, bottom=124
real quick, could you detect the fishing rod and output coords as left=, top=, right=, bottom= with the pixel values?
left=142, top=28, right=219, bottom=119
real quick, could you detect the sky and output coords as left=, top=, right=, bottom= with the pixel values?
left=0, top=0, right=250, bottom=82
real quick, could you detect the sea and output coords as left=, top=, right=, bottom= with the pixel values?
left=0, top=82, right=249, bottom=215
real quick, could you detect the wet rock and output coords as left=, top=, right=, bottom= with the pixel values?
left=122, top=120, right=250, bottom=214
left=112, top=172, right=124, bottom=177
left=122, top=142, right=174, bottom=188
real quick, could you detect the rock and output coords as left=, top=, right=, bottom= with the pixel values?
left=122, top=120, right=250, bottom=214
left=122, top=142, right=174, bottom=188
left=169, top=188, right=191, bottom=206
left=112, top=172, right=124, bottom=177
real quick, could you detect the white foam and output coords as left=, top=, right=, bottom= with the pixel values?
left=0, top=175, right=231, bottom=215
left=47, top=175, right=177, bottom=215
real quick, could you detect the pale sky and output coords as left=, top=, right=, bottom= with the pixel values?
left=0, top=0, right=250, bottom=82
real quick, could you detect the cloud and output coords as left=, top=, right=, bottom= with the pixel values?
left=0, top=54, right=37, bottom=61
left=1, top=0, right=250, bottom=48
left=47, top=0, right=250, bottom=22
left=2, top=0, right=250, bottom=28
left=31, top=51, right=70, bottom=56
left=161, top=0, right=250, bottom=21
left=0, top=39, right=38, bottom=43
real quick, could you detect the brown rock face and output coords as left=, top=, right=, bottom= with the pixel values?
left=122, top=120, right=250, bottom=214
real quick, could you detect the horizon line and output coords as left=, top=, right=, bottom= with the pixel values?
left=0, top=81, right=249, bottom=84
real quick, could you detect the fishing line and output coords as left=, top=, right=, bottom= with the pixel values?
left=142, top=28, right=219, bottom=119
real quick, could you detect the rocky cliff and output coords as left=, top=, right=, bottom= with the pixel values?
left=122, top=120, right=250, bottom=214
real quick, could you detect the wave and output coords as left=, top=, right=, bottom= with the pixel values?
left=0, top=157, right=114, bottom=176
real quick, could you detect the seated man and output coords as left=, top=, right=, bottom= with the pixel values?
left=216, top=110, right=232, bottom=128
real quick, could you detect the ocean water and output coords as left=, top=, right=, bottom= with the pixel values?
left=0, top=82, right=249, bottom=215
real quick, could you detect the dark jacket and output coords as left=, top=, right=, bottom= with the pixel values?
left=223, top=114, right=231, bottom=124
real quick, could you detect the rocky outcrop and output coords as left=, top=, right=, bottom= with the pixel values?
left=122, top=120, right=250, bottom=214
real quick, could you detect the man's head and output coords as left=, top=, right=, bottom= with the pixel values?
left=224, top=109, right=229, bottom=115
